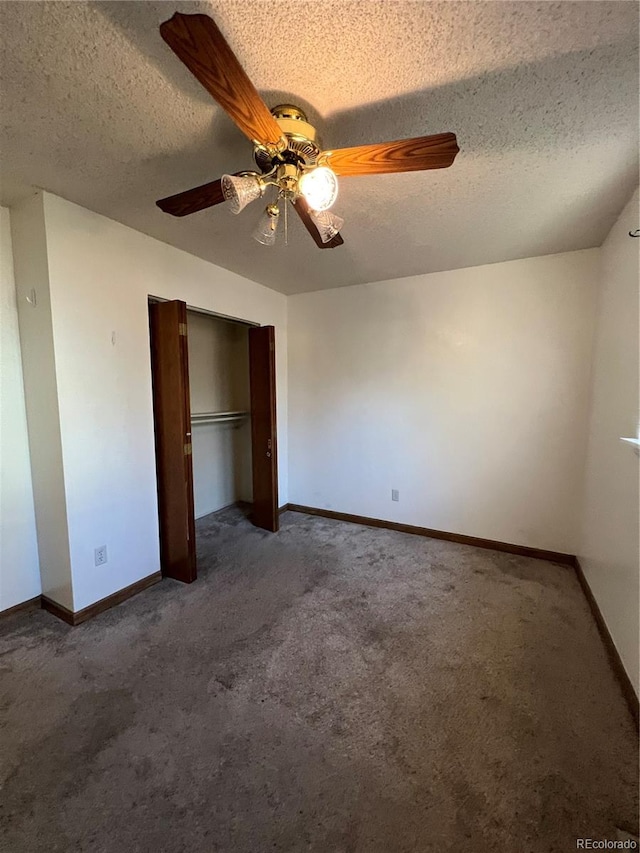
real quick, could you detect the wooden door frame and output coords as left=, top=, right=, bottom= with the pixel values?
left=148, top=298, right=197, bottom=583
left=148, top=297, right=280, bottom=551
left=249, top=325, right=279, bottom=532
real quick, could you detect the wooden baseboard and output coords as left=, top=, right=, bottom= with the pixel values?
left=40, top=595, right=75, bottom=625
left=286, top=504, right=576, bottom=566
left=286, top=504, right=637, bottom=727
left=0, top=595, right=42, bottom=620
left=12, top=513, right=637, bottom=729
left=574, top=559, right=639, bottom=728
left=42, top=572, right=162, bottom=626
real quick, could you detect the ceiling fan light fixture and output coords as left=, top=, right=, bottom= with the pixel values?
left=299, top=166, right=338, bottom=212
left=253, top=203, right=280, bottom=246
left=308, top=209, right=344, bottom=243
left=221, top=173, right=263, bottom=214
left=156, top=13, right=460, bottom=249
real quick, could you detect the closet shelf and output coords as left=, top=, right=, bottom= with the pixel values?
left=190, top=410, right=250, bottom=426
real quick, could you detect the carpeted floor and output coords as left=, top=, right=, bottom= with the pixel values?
left=1, top=507, right=638, bottom=852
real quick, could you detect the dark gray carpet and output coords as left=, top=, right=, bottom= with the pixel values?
left=1, top=507, right=638, bottom=852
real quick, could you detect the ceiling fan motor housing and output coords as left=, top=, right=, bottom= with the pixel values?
left=253, top=104, right=322, bottom=172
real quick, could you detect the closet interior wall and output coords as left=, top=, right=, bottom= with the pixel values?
left=187, top=311, right=252, bottom=518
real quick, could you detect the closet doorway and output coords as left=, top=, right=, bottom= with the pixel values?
left=149, top=299, right=278, bottom=583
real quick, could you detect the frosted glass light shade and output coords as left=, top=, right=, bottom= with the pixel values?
left=253, top=204, right=280, bottom=246
left=309, top=209, right=344, bottom=243
left=299, top=166, right=338, bottom=212
left=221, top=173, right=262, bottom=214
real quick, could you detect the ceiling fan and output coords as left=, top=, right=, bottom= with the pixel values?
left=156, top=12, right=460, bottom=249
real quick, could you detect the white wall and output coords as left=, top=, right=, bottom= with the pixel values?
left=11, top=191, right=287, bottom=612
left=188, top=311, right=252, bottom=518
left=579, top=188, right=639, bottom=694
left=9, top=185, right=630, bottom=631
left=0, top=206, right=41, bottom=611
left=10, top=195, right=73, bottom=608
left=288, top=249, right=599, bottom=554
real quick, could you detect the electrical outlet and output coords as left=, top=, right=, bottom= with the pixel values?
left=391, top=489, right=399, bottom=502
left=94, top=545, right=108, bottom=567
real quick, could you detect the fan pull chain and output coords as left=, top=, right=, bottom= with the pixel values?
left=284, top=195, right=288, bottom=245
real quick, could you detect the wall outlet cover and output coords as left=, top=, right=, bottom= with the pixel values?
left=94, top=545, right=108, bottom=566
left=391, top=489, right=399, bottom=502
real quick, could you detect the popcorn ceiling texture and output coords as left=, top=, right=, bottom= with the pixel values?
left=0, top=1, right=638, bottom=294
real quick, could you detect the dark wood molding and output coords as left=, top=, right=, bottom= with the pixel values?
left=149, top=299, right=197, bottom=584
left=574, top=559, right=639, bottom=728
left=72, top=572, right=162, bottom=625
left=40, top=596, right=75, bottom=625
left=286, top=504, right=638, bottom=728
left=21, top=511, right=639, bottom=729
left=0, top=595, right=42, bottom=620
left=286, top=504, right=576, bottom=566
left=249, top=326, right=279, bottom=532
left=42, top=572, right=162, bottom=627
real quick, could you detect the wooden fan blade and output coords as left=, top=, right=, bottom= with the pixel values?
left=156, top=172, right=246, bottom=217
left=325, top=132, right=459, bottom=177
left=160, top=13, right=283, bottom=148
left=293, top=198, right=344, bottom=249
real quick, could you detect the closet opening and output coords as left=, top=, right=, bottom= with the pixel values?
left=188, top=308, right=253, bottom=526
left=148, top=299, right=279, bottom=584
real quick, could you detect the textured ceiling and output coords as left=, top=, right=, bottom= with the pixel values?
left=0, top=1, right=638, bottom=295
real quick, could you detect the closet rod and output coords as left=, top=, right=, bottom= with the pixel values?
left=190, top=410, right=250, bottom=425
